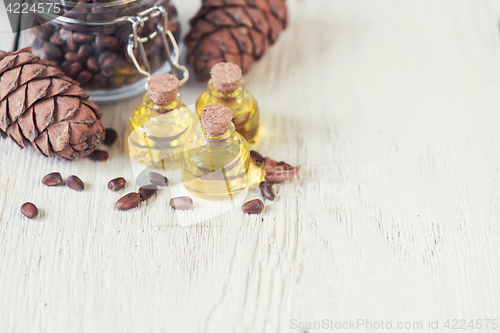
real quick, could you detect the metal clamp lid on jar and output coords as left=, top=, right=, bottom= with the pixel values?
left=35, top=0, right=189, bottom=86
left=126, top=5, right=189, bottom=86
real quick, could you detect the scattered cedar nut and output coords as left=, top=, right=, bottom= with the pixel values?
left=242, top=199, right=264, bottom=215
left=115, top=193, right=141, bottom=210
left=42, top=172, right=63, bottom=186
left=262, top=157, right=276, bottom=168
left=149, top=172, right=168, bottom=186
left=264, top=166, right=301, bottom=184
left=138, top=185, right=158, bottom=201
left=66, top=175, right=84, bottom=191
left=103, top=128, right=118, bottom=145
left=169, top=196, right=193, bottom=210
left=250, top=150, right=264, bottom=166
left=276, top=161, right=294, bottom=170
left=21, top=202, right=38, bottom=219
left=88, top=149, right=109, bottom=161
left=261, top=156, right=301, bottom=183
left=108, top=177, right=126, bottom=191
left=259, top=181, right=275, bottom=201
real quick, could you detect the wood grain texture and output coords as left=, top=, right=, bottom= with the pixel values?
left=1, top=0, right=500, bottom=332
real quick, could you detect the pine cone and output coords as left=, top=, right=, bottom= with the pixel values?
left=0, top=47, right=104, bottom=160
left=185, top=0, right=288, bottom=81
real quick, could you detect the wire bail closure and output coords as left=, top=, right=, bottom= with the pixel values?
left=126, top=5, right=189, bottom=86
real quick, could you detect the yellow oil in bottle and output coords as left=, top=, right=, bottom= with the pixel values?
left=196, top=80, right=259, bottom=146
left=181, top=122, right=250, bottom=200
left=129, top=92, right=198, bottom=169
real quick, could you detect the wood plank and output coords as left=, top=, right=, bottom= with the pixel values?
left=0, top=0, right=500, bottom=332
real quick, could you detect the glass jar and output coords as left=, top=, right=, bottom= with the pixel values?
left=19, top=0, right=183, bottom=103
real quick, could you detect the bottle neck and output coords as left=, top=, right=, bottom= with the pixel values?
left=207, top=79, right=245, bottom=104
left=198, top=122, right=236, bottom=146
left=144, top=92, right=183, bottom=116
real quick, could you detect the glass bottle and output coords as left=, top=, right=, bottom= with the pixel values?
left=129, top=74, right=197, bottom=169
left=181, top=105, right=250, bottom=201
left=195, top=62, right=259, bottom=145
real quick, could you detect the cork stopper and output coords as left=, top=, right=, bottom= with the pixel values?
left=210, top=62, right=242, bottom=93
left=201, top=105, right=233, bottom=136
left=147, top=74, right=179, bottom=106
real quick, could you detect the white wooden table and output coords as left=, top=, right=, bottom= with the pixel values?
left=1, top=0, right=500, bottom=332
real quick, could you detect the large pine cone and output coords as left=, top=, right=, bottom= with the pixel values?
left=185, top=0, right=288, bottom=81
left=0, top=47, right=104, bottom=160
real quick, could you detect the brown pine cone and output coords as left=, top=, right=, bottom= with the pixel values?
left=185, top=0, right=288, bottom=81
left=0, top=47, right=104, bottom=160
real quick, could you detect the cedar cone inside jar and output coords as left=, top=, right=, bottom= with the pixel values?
left=29, top=0, right=180, bottom=89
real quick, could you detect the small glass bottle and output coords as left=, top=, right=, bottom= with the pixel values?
left=195, top=62, right=260, bottom=145
left=182, top=105, right=250, bottom=200
left=129, top=74, right=197, bottom=169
